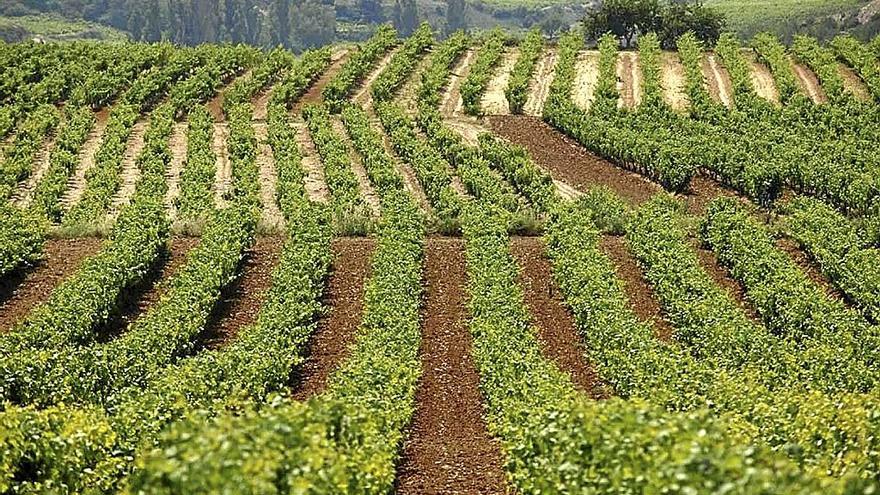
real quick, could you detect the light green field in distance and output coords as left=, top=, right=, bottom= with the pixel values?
left=706, top=0, right=865, bottom=34
left=0, top=14, right=129, bottom=42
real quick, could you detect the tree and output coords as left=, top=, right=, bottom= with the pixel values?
left=584, top=0, right=660, bottom=47
left=658, top=1, right=724, bottom=48
left=394, top=0, right=419, bottom=36
left=445, top=0, right=466, bottom=36
left=290, top=0, right=336, bottom=51
left=268, top=0, right=290, bottom=47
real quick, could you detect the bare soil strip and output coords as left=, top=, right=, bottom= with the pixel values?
left=554, top=179, right=583, bottom=201
left=205, top=71, right=250, bottom=123
left=104, top=237, right=199, bottom=341
left=201, top=236, right=284, bottom=349
left=379, top=124, right=431, bottom=212
left=776, top=237, right=847, bottom=303
left=108, top=119, right=149, bottom=217
left=12, top=133, right=57, bottom=206
left=599, top=235, right=675, bottom=341
left=291, top=49, right=350, bottom=116
left=790, top=57, right=827, bottom=104
left=395, top=238, right=509, bottom=495
left=441, top=49, right=475, bottom=119
left=616, top=52, right=642, bottom=109
left=252, top=87, right=273, bottom=122
left=480, top=47, right=519, bottom=115
left=253, top=122, right=285, bottom=230
left=524, top=48, right=557, bottom=117
left=62, top=109, right=109, bottom=210
left=164, top=122, right=187, bottom=220
left=744, top=50, right=779, bottom=104
left=681, top=175, right=743, bottom=216
left=212, top=122, right=232, bottom=208
left=572, top=50, right=600, bottom=110
left=485, top=115, right=661, bottom=206
left=0, top=238, right=103, bottom=332
left=330, top=117, right=381, bottom=216
left=512, top=237, right=606, bottom=397
left=704, top=54, right=733, bottom=107
left=692, top=240, right=762, bottom=323
left=291, top=237, right=375, bottom=400
left=838, top=62, right=872, bottom=101
left=293, top=122, right=331, bottom=204
left=661, top=51, right=689, bottom=110
left=628, top=52, right=643, bottom=107
left=397, top=55, right=434, bottom=112
left=353, top=48, right=399, bottom=112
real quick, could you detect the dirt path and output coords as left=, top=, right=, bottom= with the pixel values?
left=164, top=122, right=187, bottom=221
left=293, top=122, right=330, bottom=204
left=62, top=110, right=109, bottom=211
left=790, top=57, right=827, bottom=104
left=512, top=237, right=605, bottom=397
left=524, top=48, right=557, bottom=117
left=572, top=51, right=600, bottom=110
left=201, top=236, right=284, bottom=349
left=292, top=49, right=350, bottom=115
left=379, top=123, right=431, bottom=212
left=616, top=52, right=642, bottom=109
left=330, top=118, right=381, bottom=216
left=441, top=49, right=475, bottom=118
left=395, top=238, right=509, bottom=495
left=205, top=71, right=250, bottom=123
left=599, top=235, right=674, bottom=341
left=485, top=115, right=661, bottom=206
left=108, top=119, right=148, bottom=218
left=776, top=237, right=848, bottom=303
left=212, top=122, right=232, bottom=208
left=252, top=86, right=273, bottom=122
left=253, top=122, right=285, bottom=230
left=353, top=48, right=398, bottom=112
left=703, top=54, right=733, bottom=107
left=292, top=237, right=375, bottom=400
left=681, top=175, right=743, bottom=216
left=12, top=132, right=57, bottom=207
left=838, top=63, right=872, bottom=101
left=480, top=47, right=519, bottom=115
left=0, top=238, right=103, bottom=332
left=692, top=241, right=762, bottom=323
left=661, top=51, right=689, bottom=111
left=105, top=237, right=199, bottom=340
left=397, top=55, right=433, bottom=112
left=745, top=50, right=779, bottom=104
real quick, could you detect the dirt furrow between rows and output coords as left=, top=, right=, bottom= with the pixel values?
left=790, top=58, right=827, bottom=104
left=441, top=49, right=475, bottom=119
left=291, top=237, right=375, bottom=400
left=12, top=131, right=57, bottom=207
left=253, top=122, right=285, bottom=230
left=200, top=236, right=284, bottom=349
left=599, top=235, right=675, bottom=342
left=212, top=122, right=232, bottom=208
left=481, top=47, right=518, bottom=115
left=838, top=62, right=872, bottom=101
left=395, top=238, right=508, bottom=495
left=0, top=238, right=104, bottom=332
left=293, top=122, right=331, bottom=204
left=661, top=51, right=688, bottom=111
left=572, top=50, right=600, bottom=110
left=512, top=237, right=605, bottom=397
left=330, top=117, right=381, bottom=216
left=744, top=51, right=779, bottom=104
left=704, top=54, right=733, bottom=107
left=523, top=48, right=557, bottom=117
left=292, top=48, right=350, bottom=115
left=62, top=109, right=110, bottom=210
left=107, top=119, right=149, bottom=218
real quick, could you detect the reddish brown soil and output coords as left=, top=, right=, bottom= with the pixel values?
left=776, top=237, right=847, bottom=303
left=395, top=238, right=509, bottom=495
left=0, top=238, right=104, bottom=332
left=692, top=241, right=761, bottom=323
left=599, top=235, right=674, bottom=341
left=291, top=237, right=375, bottom=400
left=291, top=53, right=351, bottom=116
left=511, top=237, right=606, bottom=398
left=200, top=236, right=284, bottom=349
left=485, top=115, right=661, bottom=206
left=101, top=237, right=201, bottom=341
left=682, top=175, right=744, bottom=215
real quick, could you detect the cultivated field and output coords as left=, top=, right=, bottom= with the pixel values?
left=2, top=23, right=880, bottom=493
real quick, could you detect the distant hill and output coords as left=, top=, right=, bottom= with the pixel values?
left=0, top=14, right=129, bottom=42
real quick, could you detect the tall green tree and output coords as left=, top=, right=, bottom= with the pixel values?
left=361, top=0, right=385, bottom=24
left=268, top=0, right=290, bottom=47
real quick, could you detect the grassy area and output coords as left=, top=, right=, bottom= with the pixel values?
left=0, top=14, right=128, bottom=42
left=706, top=0, right=866, bottom=38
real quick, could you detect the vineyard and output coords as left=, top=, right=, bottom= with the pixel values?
left=2, top=24, right=880, bottom=493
